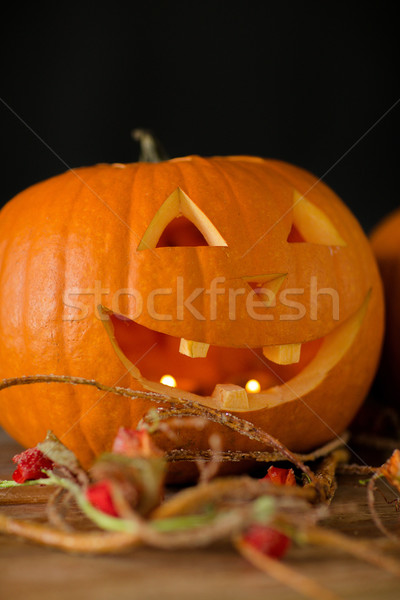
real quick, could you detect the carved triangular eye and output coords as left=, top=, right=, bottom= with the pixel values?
left=288, top=190, right=346, bottom=246
left=137, top=188, right=228, bottom=251
left=156, top=217, right=208, bottom=248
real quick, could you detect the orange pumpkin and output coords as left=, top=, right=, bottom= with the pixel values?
left=0, top=156, right=384, bottom=469
left=371, top=208, right=400, bottom=394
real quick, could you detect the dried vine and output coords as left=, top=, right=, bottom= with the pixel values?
left=0, top=375, right=319, bottom=488
left=1, top=374, right=400, bottom=600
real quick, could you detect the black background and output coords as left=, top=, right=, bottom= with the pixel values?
left=1, top=2, right=399, bottom=233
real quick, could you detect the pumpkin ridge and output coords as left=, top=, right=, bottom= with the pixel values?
left=162, top=159, right=210, bottom=342
left=182, top=158, right=231, bottom=343
left=60, top=176, right=94, bottom=442
left=206, top=157, right=251, bottom=262
left=125, top=162, right=140, bottom=313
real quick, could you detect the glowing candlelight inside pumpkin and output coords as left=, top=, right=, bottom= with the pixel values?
left=160, top=374, right=177, bottom=388
left=245, top=379, right=261, bottom=393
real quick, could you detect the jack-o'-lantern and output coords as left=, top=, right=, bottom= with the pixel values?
left=0, top=155, right=384, bottom=469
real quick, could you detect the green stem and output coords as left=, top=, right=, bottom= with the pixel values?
left=45, top=472, right=139, bottom=533
left=3, top=470, right=276, bottom=536
left=131, top=129, right=169, bottom=163
left=0, top=477, right=54, bottom=488
left=150, top=511, right=216, bottom=532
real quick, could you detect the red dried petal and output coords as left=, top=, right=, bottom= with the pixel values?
left=12, top=448, right=54, bottom=483
left=112, top=427, right=163, bottom=458
left=243, top=525, right=291, bottom=559
left=12, top=465, right=26, bottom=484
left=263, top=466, right=296, bottom=486
left=86, top=480, right=119, bottom=517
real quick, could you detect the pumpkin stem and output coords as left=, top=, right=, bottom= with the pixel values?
left=131, top=129, right=169, bottom=163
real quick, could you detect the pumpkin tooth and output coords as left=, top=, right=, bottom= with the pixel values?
left=262, top=343, right=302, bottom=365
left=179, top=338, right=210, bottom=358
left=213, top=384, right=249, bottom=409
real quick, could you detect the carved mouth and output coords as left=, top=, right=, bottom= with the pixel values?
left=99, top=291, right=369, bottom=412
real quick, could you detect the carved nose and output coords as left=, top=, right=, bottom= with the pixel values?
left=241, top=273, right=287, bottom=307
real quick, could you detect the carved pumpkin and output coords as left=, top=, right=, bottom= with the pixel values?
left=371, top=209, right=400, bottom=394
left=0, top=156, right=384, bottom=469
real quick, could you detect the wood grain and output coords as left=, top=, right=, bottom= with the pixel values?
left=1, top=428, right=400, bottom=600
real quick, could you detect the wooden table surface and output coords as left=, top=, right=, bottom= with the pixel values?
left=1, top=428, right=400, bottom=600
